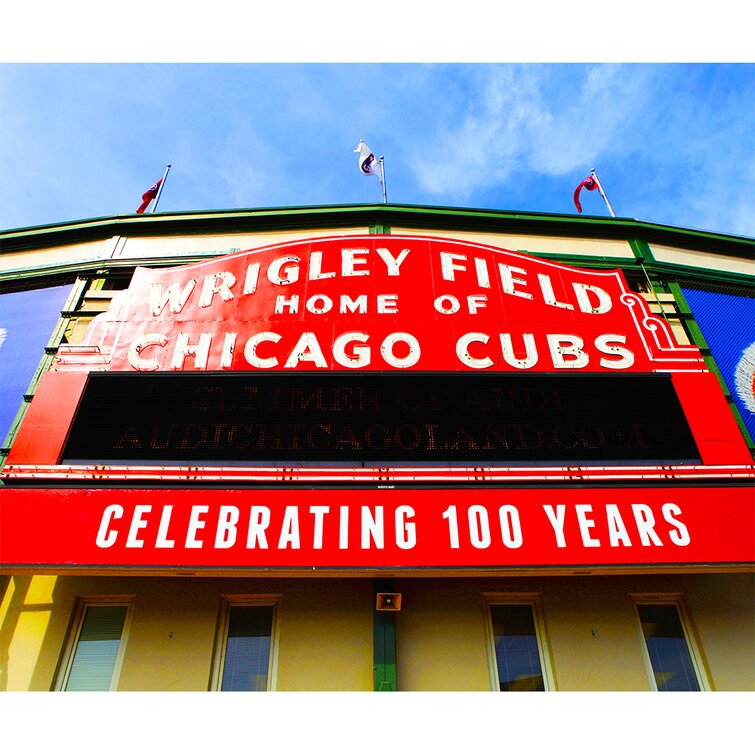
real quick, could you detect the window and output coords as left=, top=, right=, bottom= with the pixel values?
left=56, top=601, right=131, bottom=691
left=636, top=601, right=707, bottom=691
left=487, top=598, right=552, bottom=691
left=211, top=599, right=277, bottom=691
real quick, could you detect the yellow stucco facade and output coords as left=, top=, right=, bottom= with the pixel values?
left=2, top=572, right=752, bottom=692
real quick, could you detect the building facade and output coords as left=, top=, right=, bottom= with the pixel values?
left=1, top=204, right=753, bottom=692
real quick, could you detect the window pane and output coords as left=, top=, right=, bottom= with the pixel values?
left=220, top=606, right=274, bottom=691
left=491, top=604, right=544, bottom=691
left=638, top=604, right=700, bottom=691
left=65, top=605, right=128, bottom=691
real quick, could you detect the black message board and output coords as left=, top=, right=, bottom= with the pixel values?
left=61, top=371, right=700, bottom=465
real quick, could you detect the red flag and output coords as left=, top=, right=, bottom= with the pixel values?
left=573, top=175, right=598, bottom=214
left=136, top=178, right=162, bottom=214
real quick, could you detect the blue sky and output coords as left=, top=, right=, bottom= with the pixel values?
left=1, top=7, right=753, bottom=238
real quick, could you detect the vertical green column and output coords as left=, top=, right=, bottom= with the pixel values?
left=373, top=578, right=397, bottom=691
left=629, top=237, right=668, bottom=303
left=628, top=237, right=655, bottom=265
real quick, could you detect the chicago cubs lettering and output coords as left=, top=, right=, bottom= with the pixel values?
left=120, top=245, right=640, bottom=372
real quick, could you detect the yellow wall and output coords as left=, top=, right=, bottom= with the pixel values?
left=394, top=580, right=491, bottom=691
left=390, top=227, right=636, bottom=259
left=0, top=226, right=635, bottom=281
left=649, top=243, right=755, bottom=277
left=0, top=575, right=59, bottom=692
left=0, top=576, right=374, bottom=692
left=393, top=573, right=754, bottom=691
left=114, top=227, right=372, bottom=262
left=1, top=572, right=752, bottom=692
left=0, top=240, right=109, bottom=277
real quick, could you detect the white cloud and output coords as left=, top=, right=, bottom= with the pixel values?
left=408, top=65, right=656, bottom=199
left=400, top=64, right=753, bottom=236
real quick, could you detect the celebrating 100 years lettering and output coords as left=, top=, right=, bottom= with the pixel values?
left=94, top=498, right=690, bottom=553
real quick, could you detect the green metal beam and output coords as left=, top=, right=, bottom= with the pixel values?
left=373, top=578, right=397, bottom=691
left=2, top=203, right=752, bottom=259
left=4, top=246, right=751, bottom=291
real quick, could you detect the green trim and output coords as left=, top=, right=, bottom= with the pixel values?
left=517, top=251, right=640, bottom=271
left=638, top=260, right=754, bottom=288
left=0, top=254, right=225, bottom=285
left=629, top=236, right=754, bottom=288
left=3, top=204, right=750, bottom=290
left=3, top=203, right=752, bottom=259
left=4, top=249, right=750, bottom=291
left=669, top=282, right=754, bottom=450
left=669, top=281, right=713, bottom=349
left=629, top=238, right=656, bottom=263
left=373, top=579, right=397, bottom=692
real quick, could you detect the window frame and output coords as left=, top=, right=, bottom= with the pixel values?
left=631, top=593, right=711, bottom=692
left=483, top=593, right=555, bottom=692
left=209, top=595, right=281, bottom=692
left=54, top=596, right=134, bottom=692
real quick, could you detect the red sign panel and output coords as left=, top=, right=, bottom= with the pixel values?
left=1, top=486, right=752, bottom=569
left=6, top=235, right=751, bottom=473
left=53, top=235, right=704, bottom=374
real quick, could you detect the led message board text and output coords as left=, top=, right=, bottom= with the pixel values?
left=62, top=372, right=700, bottom=464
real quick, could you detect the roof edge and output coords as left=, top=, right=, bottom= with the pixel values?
left=1, top=203, right=753, bottom=259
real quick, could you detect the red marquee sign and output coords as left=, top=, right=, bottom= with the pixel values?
left=4, top=235, right=752, bottom=472
left=2, top=237, right=752, bottom=575
left=53, top=235, right=704, bottom=374
left=1, top=486, right=752, bottom=570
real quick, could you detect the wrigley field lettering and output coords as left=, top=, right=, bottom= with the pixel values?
left=54, top=235, right=705, bottom=375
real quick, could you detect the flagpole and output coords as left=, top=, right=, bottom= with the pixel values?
left=379, top=157, right=387, bottom=203
left=590, top=168, right=615, bottom=217
left=151, top=164, right=172, bottom=214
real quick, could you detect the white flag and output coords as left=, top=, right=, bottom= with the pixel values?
left=353, top=139, right=381, bottom=177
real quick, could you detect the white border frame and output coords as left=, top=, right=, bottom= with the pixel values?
left=631, top=593, right=711, bottom=692
left=54, top=596, right=134, bottom=692
left=209, top=594, right=281, bottom=692
left=482, top=592, right=555, bottom=692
